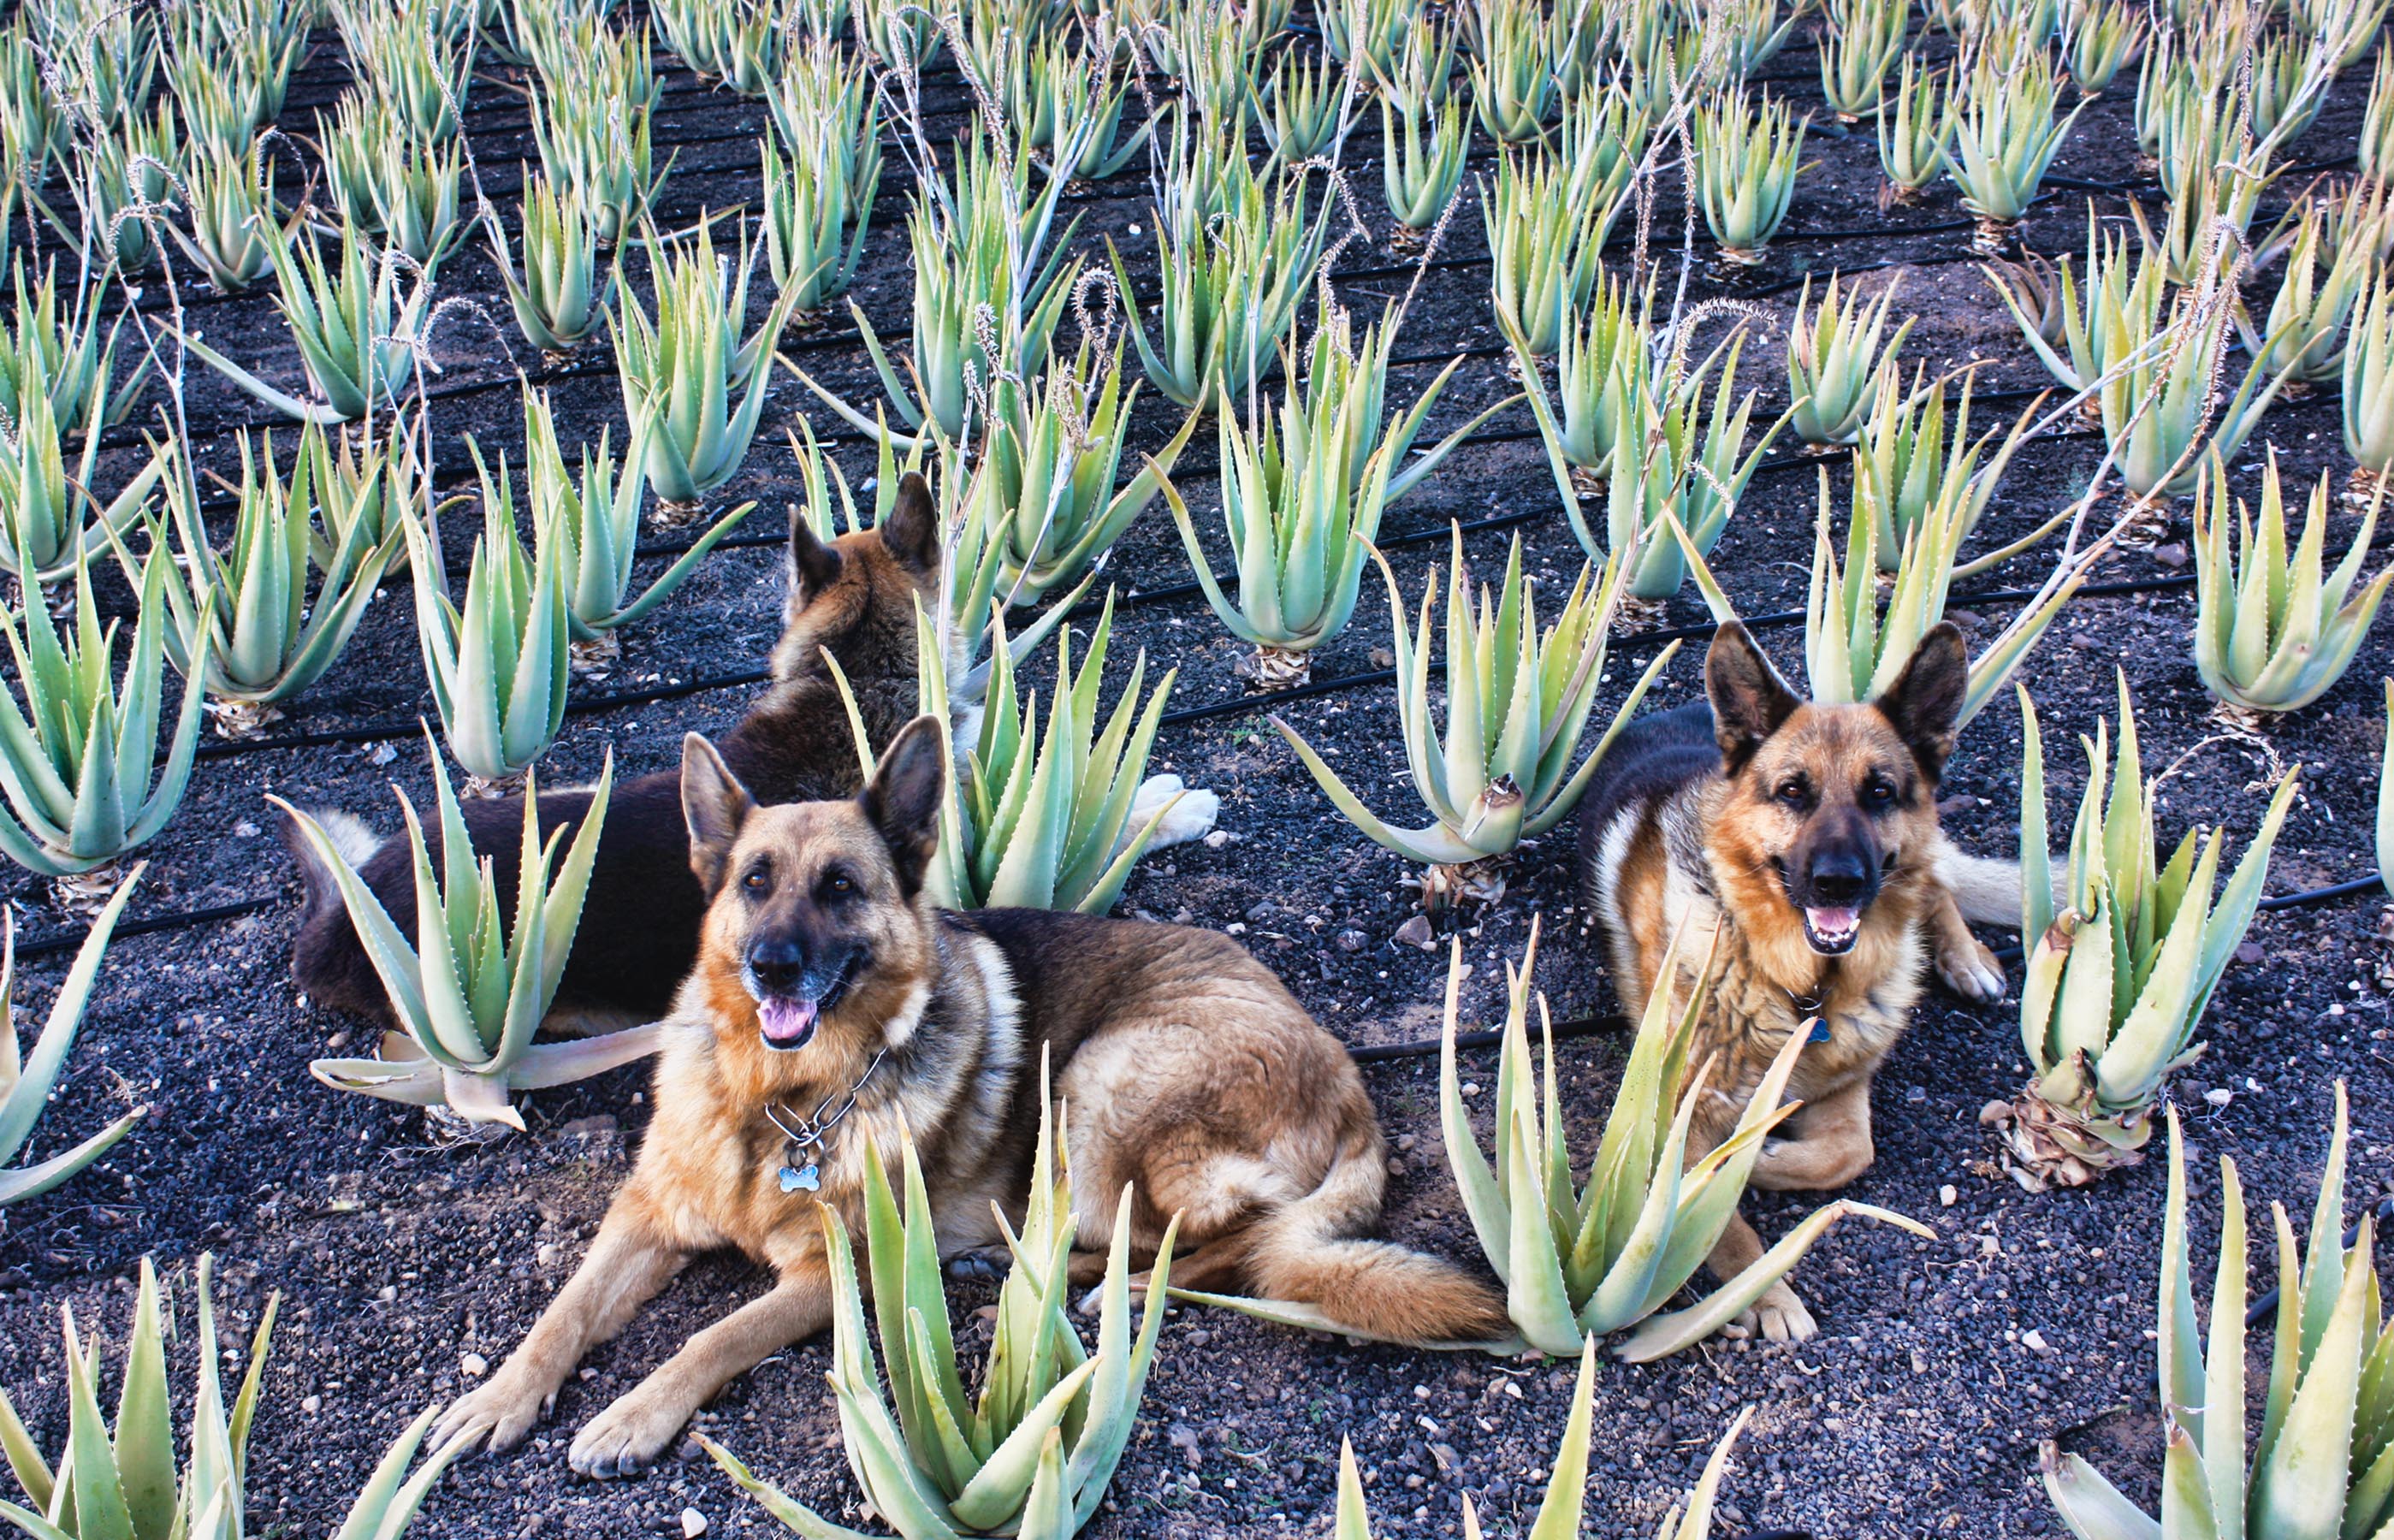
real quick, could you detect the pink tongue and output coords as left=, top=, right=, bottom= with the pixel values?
left=758, top=997, right=819, bottom=1044
left=1807, top=907, right=1859, bottom=935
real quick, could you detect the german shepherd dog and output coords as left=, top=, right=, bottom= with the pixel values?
left=431, top=719, right=1505, bottom=1476
left=1577, top=621, right=2017, bottom=1342
left=283, top=477, right=946, bottom=1031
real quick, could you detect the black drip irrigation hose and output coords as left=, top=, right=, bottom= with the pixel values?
left=2243, top=1198, right=2394, bottom=1325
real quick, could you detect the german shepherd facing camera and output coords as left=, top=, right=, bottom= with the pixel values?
left=1577, top=620, right=2018, bottom=1342
left=432, top=718, right=1505, bottom=1477
left=284, top=477, right=945, bottom=1033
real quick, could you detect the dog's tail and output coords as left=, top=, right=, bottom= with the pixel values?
left=276, top=803, right=385, bottom=919
left=1935, top=844, right=2066, bottom=928
left=1242, top=1114, right=1511, bottom=1348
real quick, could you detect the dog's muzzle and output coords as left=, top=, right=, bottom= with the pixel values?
left=744, top=941, right=858, bottom=1051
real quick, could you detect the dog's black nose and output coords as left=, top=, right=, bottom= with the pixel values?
left=1807, top=849, right=1871, bottom=904
left=748, top=937, right=807, bottom=993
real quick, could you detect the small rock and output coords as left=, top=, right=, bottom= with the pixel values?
left=1370, top=647, right=1396, bottom=669
left=1938, top=1184, right=1958, bottom=1207
left=2204, top=1086, right=2235, bottom=1108
left=1203, top=830, right=1236, bottom=850
left=461, top=1353, right=489, bottom=1377
left=233, top=819, right=260, bottom=838
left=1168, top=1423, right=1202, bottom=1464
left=676, top=1437, right=704, bottom=1463
left=2234, top=941, right=2264, bottom=966
left=2020, top=1328, right=2052, bottom=1355
left=680, top=1507, right=708, bottom=1538
left=301, top=1395, right=323, bottom=1413
left=2149, top=542, right=2190, bottom=570
left=1336, top=928, right=1367, bottom=952
left=563, top=1114, right=619, bottom=1139
left=1394, top=915, right=1435, bottom=949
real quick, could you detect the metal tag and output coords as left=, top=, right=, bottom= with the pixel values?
left=1808, top=1019, right=1832, bottom=1044
left=779, top=1163, right=821, bottom=1194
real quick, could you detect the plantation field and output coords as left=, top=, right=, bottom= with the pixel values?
left=2, top=2, right=2393, bottom=1538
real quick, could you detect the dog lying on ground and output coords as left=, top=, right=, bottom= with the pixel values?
left=283, top=472, right=1214, bottom=1033
left=430, top=718, right=1504, bottom=1476
left=1576, top=620, right=2017, bottom=1342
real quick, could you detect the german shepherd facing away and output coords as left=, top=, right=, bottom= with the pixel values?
left=1577, top=620, right=2018, bottom=1342
left=431, top=718, right=1504, bottom=1477
left=283, top=478, right=946, bottom=1032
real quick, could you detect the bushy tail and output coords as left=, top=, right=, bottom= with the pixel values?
left=276, top=805, right=383, bottom=925
left=1244, top=1123, right=1510, bottom=1348
left=1935, top=845, right=2050, bottom=927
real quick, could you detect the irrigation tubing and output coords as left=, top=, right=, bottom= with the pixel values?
left=2243, top=1198, right=2394, bottom=1325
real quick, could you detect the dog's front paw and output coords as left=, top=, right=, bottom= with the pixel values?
left=1721, top=1282, right=1818, bottom=1344
left=1124, top=775, right=1220, bottom=855
left=570, top=1383, right=695, bottom=1478
left=946, top=1246, right=1009, bottom=1282
left=1936, top=934, right=2007, bottom=1004
left=431, top=1367, right=554, bottom=1458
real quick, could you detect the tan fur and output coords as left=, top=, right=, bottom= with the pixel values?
left=435, top=727, right=1502, bottom=1477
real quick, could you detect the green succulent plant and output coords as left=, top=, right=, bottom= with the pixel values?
left=2192, top=453, right=2391, bottom=716
left=0, top=872, right=140, bottom=1209
left=491, top=170, right=617, bottom=355
left=182, top=220, right=430, bottom=424
left=1785, top=274, right=1915, bottom=448
left=403, top=481, right=571, bottom=785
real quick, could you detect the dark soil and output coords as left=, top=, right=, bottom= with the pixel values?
left=2, top=12, right=2389, bottom=1540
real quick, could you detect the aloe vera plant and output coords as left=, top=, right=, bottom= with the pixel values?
left=2191, top=453, right=2391, bottom=716
left=492, top=171, right=616, bottom=355
left=1695, top=88, right=1809, bottom=265
left=167, top=138, right=287, bottom=293
left=0, top=258, right=134, bottom=437
left=0, top=1254, right=465, bottom=1540
left=1786, top=275, right=1914, bottom=447
left=1502, top=265, right=1656, bottom=488
left=183, top=220, right=430, bottom=424
left=2345, top=269, right=2394, bottom=489
left=1277, top=529, right=1673, bottom=895
left=1382, top=92, right=1471, bottom=233
left=0, top=873, right=140, bottom=1208
left=0, top=380, right=169, bottom=586
left=1877, top=55, right=1953, bottom=200
left=2099, top=275, right=2294, bottom=505
left=404, top=489, right=571, bottom=785
left=1819, top=0, right=1908, bottom=121
left=2239, top=197, right=2374, bottom=388
left=703, top=1081, right=1174, bottom=1540
left=1484, top=147, right=1617, bottom=356
left=530, top=45, right=666, bottom=247
left=1852, top=367, right=2045, bottom=576
left=1331, top=1341, right=1753, bottom=1540
left=760, top=125, right=881, bottom=313
left=1429, top=921, right=1929, bottom=1358
left=2043, top=1090, right=2394, bottom=1540
left=1256, top=47, right=1359, bottom=164
left=2060, top=0, right=2147, bottom=92
left=273, top=739, right=652, bottom=1128
left=614, top=222, right=802, bottom=512
left=1467, top=0, right=1556, bottom=142
left=138, top=430, right=406, bottom=732
left=0, top=557, right=207, bottom=894
left=1986, top=679, right=2298, bottom=1191
left=1947, top=51, right=2087, bottom=248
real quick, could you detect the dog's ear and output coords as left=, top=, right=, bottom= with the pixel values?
left=682, top=732, right=756, bottom=896
left=1707, top=621, right=1803, bottom=770
left=877, top=471, right=939, bottom=576
left=1873, top=622, right=1970, bottom=783
left=787, top=512, right=844, bottom=614
left=862, top=715, right=947, bottom=895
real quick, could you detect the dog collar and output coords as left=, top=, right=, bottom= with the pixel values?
left=1787, top=986, right=1832, bottom=1043
left=765, top=1048, right=887, bottom=1194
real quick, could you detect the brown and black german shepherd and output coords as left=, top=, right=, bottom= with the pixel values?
left=1577, top=620, right=2018, bottom=1342
left=283, top=477, right=944, bottom=1032
left=432, top=718, right=1505, bottom=1477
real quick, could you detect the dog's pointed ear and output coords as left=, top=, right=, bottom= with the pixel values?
left=1874, top=622, right=1970, bottom=783
left=1707, top=621, right=1803, bottom=770
left=877, top=471, right=939, bottom=576
left=862, top=715, right=947, bottom=896
left=787, top=512, right=844, bottom=615
left=682, top=732, right=756, bottom=896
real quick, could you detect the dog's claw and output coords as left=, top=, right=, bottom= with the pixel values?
left=1937, top=938, right=2007, bottom=1004
left=431, top=1371, right=551, bottom=1459
left=570, top=1385, right=690, bottom=1479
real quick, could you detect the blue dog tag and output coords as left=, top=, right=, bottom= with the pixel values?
left=779, top=1163, right=821, bottom=1194
left=1808, top=1019, right=1832, bottom=1044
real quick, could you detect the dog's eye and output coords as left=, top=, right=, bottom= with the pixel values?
left=821, top=869, right=855, bottom=899
left=1866, top=779, right=1898, bottom=807
left=1775, top=780, right=1809, bottom=807
left=742, top=868, right=770, bottom=893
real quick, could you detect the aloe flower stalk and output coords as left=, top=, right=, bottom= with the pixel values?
left=1484, top=147, right=1621, bottom=355
left=139, top=431, right=405, bottom=732
left=2191, top=452, right=2391, bottom=716
left=2344, top=269, right=2394, bottom=489
left=183, top=220, right=431, bottom=424
left=0, top=557, right=207, bottom=896
left=613, top=222, right=803, bottom=513
left=703, top=1076, right=1173, bottom=1540
left=869, top=595, right=1185, bottom=915
left=2043, top=1090, right=2393, bottom=1540
left=1277, top=529, right=1673, bottom=899
left=970, top=341, right=1200, bottom=607
left=1786, top=275, right=1914, bottom=447
left=1986, top=678, right=2298, bottom=1191
left=0, top=1254, right=465, bottom=1540
left=1332, top=1341, right=1753, bottom=1540
left=513, top=392, right=756, bottom=659
left=1876, top=55, right=1952, bottom=200
left=273, top=740, right=653, bottom=1128
left=403, top=489, right=571, bottom=786
left=1695, top=88, right=1809, bottom=265
left=0, top=382, right=169, bottom=586
left=1947, top=53, right=2087, bottom=249
left=491, top=171, right=616, bottom=356
left=1819, top=0, right=1908, bottom=121
left=1430, top=922, right=1931, bottom=1358
left=0, top=873, right=140, bottom=1208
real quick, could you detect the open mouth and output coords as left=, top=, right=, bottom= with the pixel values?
left=752, top=959, right=856, bottom=1051
left=1801, top=906, right=1861, bottom=954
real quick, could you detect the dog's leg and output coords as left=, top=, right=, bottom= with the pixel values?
left=1686, top=1122, right=1817, bottom=1344
left=1929, top=883, right=2006, bottom=1003
left=431, top=1205, right=689, bottom=1456
left=1750, top=1079, right=1877, bottom=1192
left=569, top=1259, right=834, bottom=1478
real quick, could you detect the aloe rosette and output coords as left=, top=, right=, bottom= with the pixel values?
left=403, top=488, right=572, bottom=784
left=2192, top=453, right=2391, bottom=715
left=0, top=872, right=141, bottom=1208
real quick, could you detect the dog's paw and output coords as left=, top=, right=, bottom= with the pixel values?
left=1721, top=1283, right=1819, bottom=1345
left=1123, top=775, right=1219, bottom=855
left=946, top=1247, right=1010, bottom=1282
left=1936, top=934, right=2007, bottom=1004
left=431, top=1368, right=554, bottom=1459
left=569, top=1383, right=692, bottom=1478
